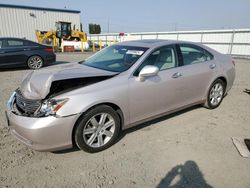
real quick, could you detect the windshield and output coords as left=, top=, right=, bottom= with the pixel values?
left=81, top=45, right=148, bottom=72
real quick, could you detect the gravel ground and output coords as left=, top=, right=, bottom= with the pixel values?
left=0, top=54, right=250, bottom=188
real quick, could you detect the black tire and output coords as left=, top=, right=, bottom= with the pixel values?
left=74, top=105, right=121, bottom=153
left=204, top=79, right=226, bottom=109
left=27, top=55, right=44, bottom=69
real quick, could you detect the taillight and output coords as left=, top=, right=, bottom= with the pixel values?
left=44, top=48, right=54, bottom=53
left=232, top=60, right=235, bottom=66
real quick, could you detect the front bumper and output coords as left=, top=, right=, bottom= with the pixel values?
left=6, top=101, right=79, bottom=152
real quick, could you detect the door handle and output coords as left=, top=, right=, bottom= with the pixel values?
left=23, top=48, right=31, bottom=51
left=172, top=72, right=182, bottom=79
left=0, top=51, right=5, bottom=54
left=209, top=64, right=216, bottom=69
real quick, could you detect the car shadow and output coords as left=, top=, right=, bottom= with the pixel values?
left=243, top=89, right=250, bottom=95
left=53, top=105, right=201, bottom=154
left=52, top=147, right=80, bottom=154
left=0, top=67, right=28, bottom=72
left=46, top=61, right=70, bottom=66
left=156, top=160, right=213, bottom=188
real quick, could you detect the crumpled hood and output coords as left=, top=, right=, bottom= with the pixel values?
left=20, top=63, right=117, bottom=100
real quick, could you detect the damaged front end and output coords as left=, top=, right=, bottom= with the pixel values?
left=8, top=63, right=118, bottom=117
left=9, top=76, right=115, bottom=118
left=47, top=76, right=113, bottom=98
left=9, top=89, right=68, bottom=117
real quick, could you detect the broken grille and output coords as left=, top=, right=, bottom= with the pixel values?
left=15, top=89, right=41, bottom=115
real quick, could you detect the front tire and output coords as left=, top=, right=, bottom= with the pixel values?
left=204, top=79, right=225, bottom=109
left=74, top=105, right=121, bottom=153
left=27, top=55, right=44, bottom=69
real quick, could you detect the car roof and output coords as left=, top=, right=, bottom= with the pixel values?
left=0, top=37, right=40, bottom=45
left=116, top=39, right=198, bottom=48
left=0, top=37, right=29, bottom=40
left=117, top=39, right=176, bottom=48
left=0, top=37, right=39, bottom=43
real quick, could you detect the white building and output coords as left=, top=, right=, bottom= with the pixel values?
left=0, top=4, right=81, bottom=42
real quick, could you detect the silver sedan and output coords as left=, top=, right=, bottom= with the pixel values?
left=6, top=40, right=235, bottom=152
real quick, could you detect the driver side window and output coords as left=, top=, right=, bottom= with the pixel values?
left=134, top=45, right=177, bottom=76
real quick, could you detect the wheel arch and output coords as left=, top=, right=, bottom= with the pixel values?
left=208, top=76, right=228, bottom=94
left=203, top=76, right=228, bottom=103
left=27, top=54, right=44, bottom=61
left=26, top=54, right=44, bottom=64
left=216, top=76, right=227, bottom=88
left=71, top=102, right=124, bottom=147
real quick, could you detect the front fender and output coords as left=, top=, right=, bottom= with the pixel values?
left=55, top=89, right=129, bottom=127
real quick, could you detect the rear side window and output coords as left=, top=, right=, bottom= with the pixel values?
left=7, top=40, right=24, bottom=47
left=180, top=44, right=213, bottom=65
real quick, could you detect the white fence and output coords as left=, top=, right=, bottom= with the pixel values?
left=89, top=29, right=250, bottom=57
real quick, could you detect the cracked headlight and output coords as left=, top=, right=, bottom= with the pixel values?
left=39, top=98, right=68, bottom=116
left=7, top=91, right=16, bottom=109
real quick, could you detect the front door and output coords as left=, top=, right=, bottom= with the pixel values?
left=128, top=45, right=184, bottom=125
left=3, top=39, right=27, bottom=66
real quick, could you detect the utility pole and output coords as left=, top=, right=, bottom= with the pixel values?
left=107, top=18, right=110, bottom=33
left=174, top=23, right=178, bottom=31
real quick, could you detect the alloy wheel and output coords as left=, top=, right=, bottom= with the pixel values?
left=28, top=56, right=43, bottom=69
left=83, top=113, right=115, bottom=148
left=209, top=83, right=224, bottom=106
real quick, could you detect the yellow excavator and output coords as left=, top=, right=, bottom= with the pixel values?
left=36, top=21, right=87, bottom=52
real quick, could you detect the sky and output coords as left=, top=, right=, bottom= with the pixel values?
left=0, top=0, right=250, bottom=33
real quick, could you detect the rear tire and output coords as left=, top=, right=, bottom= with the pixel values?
left=204, top=79, right=225, bottom=109
left=74, top=105, right=121, bottom=153
left=27, top=55, right=43, bottom=69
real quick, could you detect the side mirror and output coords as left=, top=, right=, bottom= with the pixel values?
left=138, top=65, right=159, bottom=81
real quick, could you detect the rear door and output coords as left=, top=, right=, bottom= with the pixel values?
left=174, top=43, right=217, bottom=106
left=3, top=39, right=28, bottom=66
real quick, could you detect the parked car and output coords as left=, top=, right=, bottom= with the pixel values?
left=61, top=40, right=89, bottom=51
left=0, top=37, right=56, bottom=69
left=5, top=40, right=235, bottom=152
left=88, top=40, right=108, bottom=48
